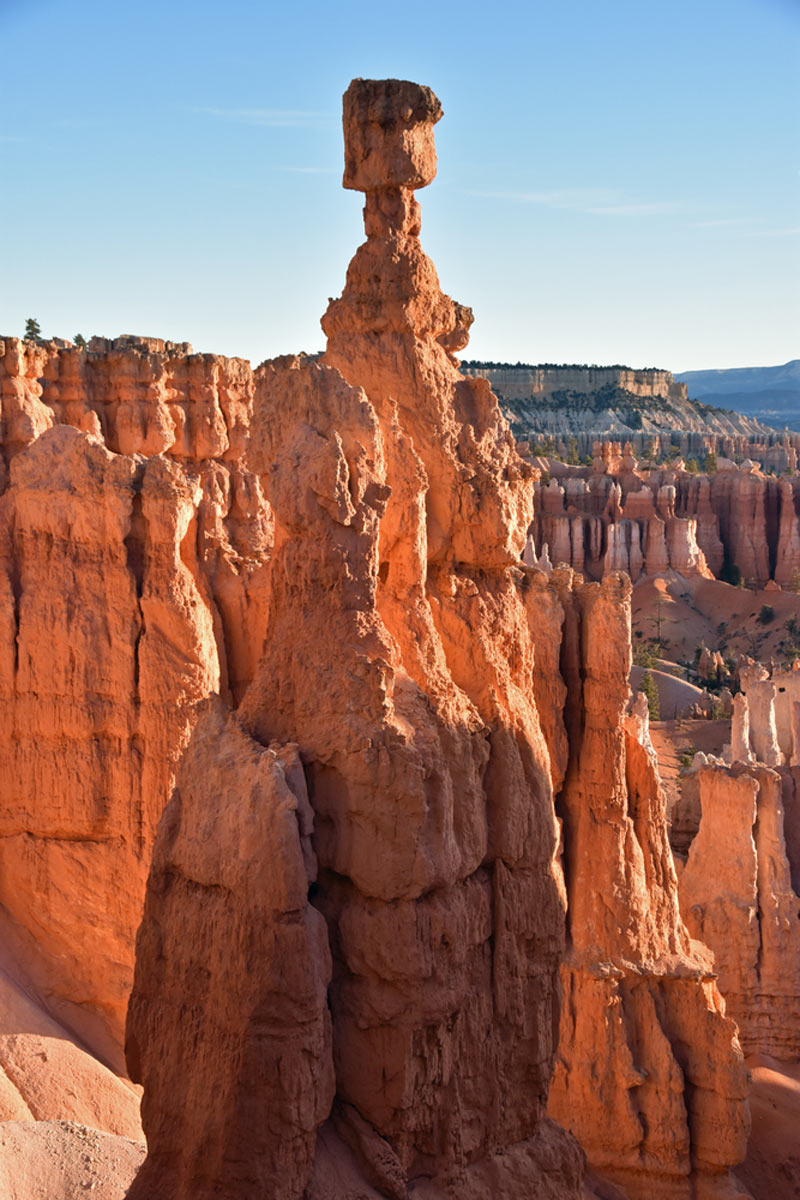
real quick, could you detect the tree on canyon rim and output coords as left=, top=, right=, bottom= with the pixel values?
left=24, top=317, right=41, bottom=341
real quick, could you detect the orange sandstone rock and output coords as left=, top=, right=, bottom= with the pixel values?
left=125, top=78, right=583, bottom=1199
left=0, top=337, right=271, bottom=1078
left=125, top=700, right=333, bottom=1199
left=542, top=573, right=750, bottom=1198
left=680, top=764, right=800, bottom=1060
left=0, top=77, right=760, bottom=1200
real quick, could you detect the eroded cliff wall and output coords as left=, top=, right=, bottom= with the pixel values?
left=0, top=77, right=756, bottom=1200
left=0, top=335, right=270, bottom=1068
left=123, top=79, right=749, bottom=1200
left=530, top=446, right=800, bottom=587
left=124, top=79, right=584, bottom=1199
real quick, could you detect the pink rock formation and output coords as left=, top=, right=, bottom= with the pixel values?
left=731, top=693, right=755, bottom=764
left=528, top=444, right=795, bottom=587
left=0, top=339, right=270, bottom=1072
left=711, top=467, right=771, bottom=586
left=124, top=78, right=584, bottom=1199
left=542, top=573, right=749, bottom=1199
left=0, top=78, right=757, bottom=1200
left=665, top=516, right=710, bottom=577
left=698, top=647, right=726, bottom=682
left=774, top=477, right=800, bottom=587
left=680, top=765, right=800, bottom=1060
left=644, top=516, right=670, bottom=575
left=740, top=668, right=783, bottom=767
left=791, top=702, right=800, bottom=767
left=694, top=477, right=725, bottom=577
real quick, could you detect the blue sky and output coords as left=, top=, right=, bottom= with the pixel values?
left=1, top=0, right=797, bottom=371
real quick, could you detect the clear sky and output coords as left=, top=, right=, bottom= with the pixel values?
left=1, top=0, right=797, bottom=372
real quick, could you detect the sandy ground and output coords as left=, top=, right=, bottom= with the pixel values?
left=632, top=574, right=800, bottom=666
left=630, top=665, right=705, bottom=719
left=648, top=717, right=731, bottom=811
left=735, top=1056, right=800, bottom=1200
left=0, top=1119, right=144, bottom=1199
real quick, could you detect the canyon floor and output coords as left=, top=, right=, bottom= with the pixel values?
left=632, top=574, right=800, bottom=667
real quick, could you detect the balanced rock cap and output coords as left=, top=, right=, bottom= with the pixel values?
left=342, top=77, right=443, bottom=193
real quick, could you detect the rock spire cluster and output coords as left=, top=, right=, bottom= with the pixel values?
left=0, top=77, right=777, bottom=1199
left=529, top=445, right=800, bottom=588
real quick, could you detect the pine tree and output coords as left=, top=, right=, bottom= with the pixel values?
left=74, top=334, right=87, bottom=350
left=640, top=669, right=660, bottom=721
left=24, top=317, right=42, bottom=341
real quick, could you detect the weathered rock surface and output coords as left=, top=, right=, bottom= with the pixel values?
left=461, top=364, right=766, bottom=440
left=125, top=700, right=333, bottom=1199
left=0, top=77, right=760, bottom=1200
left=124, top=77, right=582, bottom=1199
left=0, top=1119, right=144, bottom=1200
left=542, top=574, right=749, bottom=1199
left=0, top=336, right=270, bottom=1071
left=680, top=765, right=800, bottom=1060
left=529, top=443, right=800, bottom=587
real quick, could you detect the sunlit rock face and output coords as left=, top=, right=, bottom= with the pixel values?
left=527, top=444, right=800, bottom=588
left=680, top=764, right=800, bottom=1063
left=535, top=571, right=749, bottom=1200
left=124, top=77, right=583, bottom=1200
left=1, top=77, right=754, bottom=1200
left=0, top=334, right=271, bottom=1072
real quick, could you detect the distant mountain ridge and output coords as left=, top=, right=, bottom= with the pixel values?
left=676, top=360, right=800, bottom=429
left=460, top=361, right=767, bottom=439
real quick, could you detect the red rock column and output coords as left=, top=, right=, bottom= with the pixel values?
left=546, top=572, right=750, bottom=1199
left=680, top=764, right=800, bottom=1059
left=125, top=79, right=585, bottom=1199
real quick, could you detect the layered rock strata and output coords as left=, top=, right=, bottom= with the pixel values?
left=125, top=78, right=585, bottom=1199
left=674, top=665, right=800, bottom=1063
left=539, top=574, right=749, bottom=1199
left=0, top=78, right=756, bottom=1200
left=530, top=445, right=799, bottom=586
left=0, top=336, right=270, bottom=1069
left=460, top=363, right=766, bottom=440
left=680, top=764, right=800, bottom=1060
left=124, top=78, right=751, bottom=1200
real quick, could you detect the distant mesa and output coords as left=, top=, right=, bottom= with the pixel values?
left=461, top=360, right=779, bottom=437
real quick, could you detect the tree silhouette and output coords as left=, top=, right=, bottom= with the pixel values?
left=24, top=317, right=42, bottom=341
